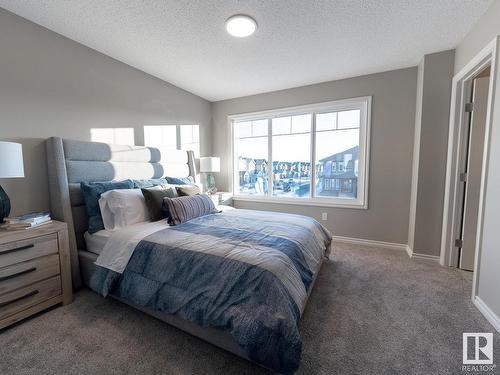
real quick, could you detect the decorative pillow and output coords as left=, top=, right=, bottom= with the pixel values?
left=80, top=179, right=134, bottom=234
left=141, top=185, right=179, bottom=221
left=132, top=178, right=169, bottom=188
left=99, top=189, right=150, bottom=230
left=176, top=184, right=201, bottom=196
left=163, top=195, right=218, bottom=225
left=165, top=176, right=195, bottom=185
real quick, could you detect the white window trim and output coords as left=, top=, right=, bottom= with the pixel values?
left=228, top=96, right=372, bottom=209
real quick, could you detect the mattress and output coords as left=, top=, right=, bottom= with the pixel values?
left=84, top=230, right=113, bottom=255
left=84, top=220, right=168, bottom=255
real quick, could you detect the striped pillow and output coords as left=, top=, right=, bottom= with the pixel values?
left=163, top=194, right=219, bottom=225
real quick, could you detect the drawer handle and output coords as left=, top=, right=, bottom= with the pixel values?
left=0, top=290, right=39, bottom=308
left=1, top=244, right=35, bottom=256
left=0, top=267, right=37, bottom=282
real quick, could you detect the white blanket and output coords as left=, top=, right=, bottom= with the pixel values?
left=95, top=220, right=168, bottom=273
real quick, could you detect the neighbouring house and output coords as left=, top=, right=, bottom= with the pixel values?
left=238, top=147, right=358, bottom=198
left=317, top=146, right=359, bottom=198
left=238, top=157, right=268, bottom=191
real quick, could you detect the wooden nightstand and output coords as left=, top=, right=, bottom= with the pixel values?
left=0, top=220, right=72, bottom=329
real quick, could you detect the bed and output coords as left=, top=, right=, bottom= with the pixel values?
left=46, top=137, right=332, bottom=374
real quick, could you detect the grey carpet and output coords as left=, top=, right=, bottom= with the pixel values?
left=1, top=243, right=499, bottom=375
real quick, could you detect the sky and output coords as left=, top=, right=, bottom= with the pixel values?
left=237, top=128, right=359, bottom=162
left=236, top=111, right=360, bottom=162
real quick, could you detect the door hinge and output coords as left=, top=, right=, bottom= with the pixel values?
left=465, top=102, right=474, bottom=113
left=455, top=238, right=464, bottom=248
left=459, top=172, right=468, bottom=182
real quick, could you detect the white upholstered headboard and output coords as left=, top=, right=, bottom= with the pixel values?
left=46, top=137, right=197, bottom=288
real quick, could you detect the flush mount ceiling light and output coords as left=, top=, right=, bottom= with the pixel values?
left=225, top=14, right=257, bottom=38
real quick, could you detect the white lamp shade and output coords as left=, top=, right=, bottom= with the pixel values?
left=0, top=141, right=25, bottom=178
left=200, top=157, right=220, bottom=173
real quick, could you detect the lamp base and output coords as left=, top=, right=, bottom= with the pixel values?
left=0, top=184, right=11, bottom=223
left=205, top=174, right=217, bottom=194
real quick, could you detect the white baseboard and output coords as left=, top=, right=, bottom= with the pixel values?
left=332, top=236, right=407, bottom=252
left=405, top=245, right=413, bottom=258
left=333, top=237, right=440, bottom=262
left=474, top=296, right=500, bottom=333
left=411, top=252, right=441, bottom=262
left=406, top=245, right=440, bottom=262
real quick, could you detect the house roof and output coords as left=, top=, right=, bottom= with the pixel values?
left=319, top=146, right=359, bottom=163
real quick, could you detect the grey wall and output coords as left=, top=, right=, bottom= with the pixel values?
left=455, top=0, right=500, bottom=325
left=409, top=50, right=455, bottom=256
left=407, top=59, right=424, bottom=252
left=0, top=9, right=212, bottom=216
left=212, top=68, right=417, bottom=244
left=454, top=0, right=500, bottom=73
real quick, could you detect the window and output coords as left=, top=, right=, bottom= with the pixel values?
left=231, top=97, right=371, bottom=208
left=90, top=128, right=135, bottom=145
left=234, top=119, right=268, bottom=195
left=272, top=115, right=311, bottom=198
left=144, top=125, right=200, bottom=157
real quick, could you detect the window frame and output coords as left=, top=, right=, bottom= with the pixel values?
left=228, top=96, right=371, bottom=209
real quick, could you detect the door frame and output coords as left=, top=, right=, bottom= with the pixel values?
left=440, top=37, right=498, bottom=300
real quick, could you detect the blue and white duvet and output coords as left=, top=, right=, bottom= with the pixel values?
left=90, top=209, right=331, bottom=374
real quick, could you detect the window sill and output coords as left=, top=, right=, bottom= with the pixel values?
left=232, top=195, right=368, bottom=209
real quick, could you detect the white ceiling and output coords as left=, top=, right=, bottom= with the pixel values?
left=0, top=0, right=492, bottom=101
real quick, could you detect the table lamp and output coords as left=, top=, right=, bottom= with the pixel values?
left=200, top=157, right=220, bottom=193
left=0, top=141, right=25, bottom=222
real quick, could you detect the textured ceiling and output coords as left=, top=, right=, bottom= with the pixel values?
left=0, top=0, right=493, bottom=101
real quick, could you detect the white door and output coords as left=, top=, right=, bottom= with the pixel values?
left=459, top=76, right=490, bottom=270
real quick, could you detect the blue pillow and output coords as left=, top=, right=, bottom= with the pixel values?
left=132, top=178, right=169, bottom=188
left=80, top=179, right=134, bottom=234
left=165, top=176, right=195, bottom=185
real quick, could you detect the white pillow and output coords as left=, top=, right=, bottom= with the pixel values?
left=99, top=189, right=150, bottom=231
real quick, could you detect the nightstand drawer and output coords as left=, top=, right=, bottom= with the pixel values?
left=0, top=234, right=58, bottom=268
left=0, top=254, right=60, bottom=296
left=0, top=276, right=61, bottom=321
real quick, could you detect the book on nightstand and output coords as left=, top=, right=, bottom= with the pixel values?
left=1, top=211, right=52, bottom=230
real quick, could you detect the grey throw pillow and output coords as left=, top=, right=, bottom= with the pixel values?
left=141, top=185, right=178, bottom=221
left=176, top=184, right=201, bottom=196
left=163, top=195, right=218, bottom=225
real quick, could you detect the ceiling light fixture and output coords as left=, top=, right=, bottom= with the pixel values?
left=225, top=14, right=257, bottom=38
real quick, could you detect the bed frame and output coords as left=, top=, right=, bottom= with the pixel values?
left=46, top=137, right=324, bottom=369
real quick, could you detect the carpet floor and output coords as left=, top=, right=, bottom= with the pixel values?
left=1, top=243, right=499, bottom=375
